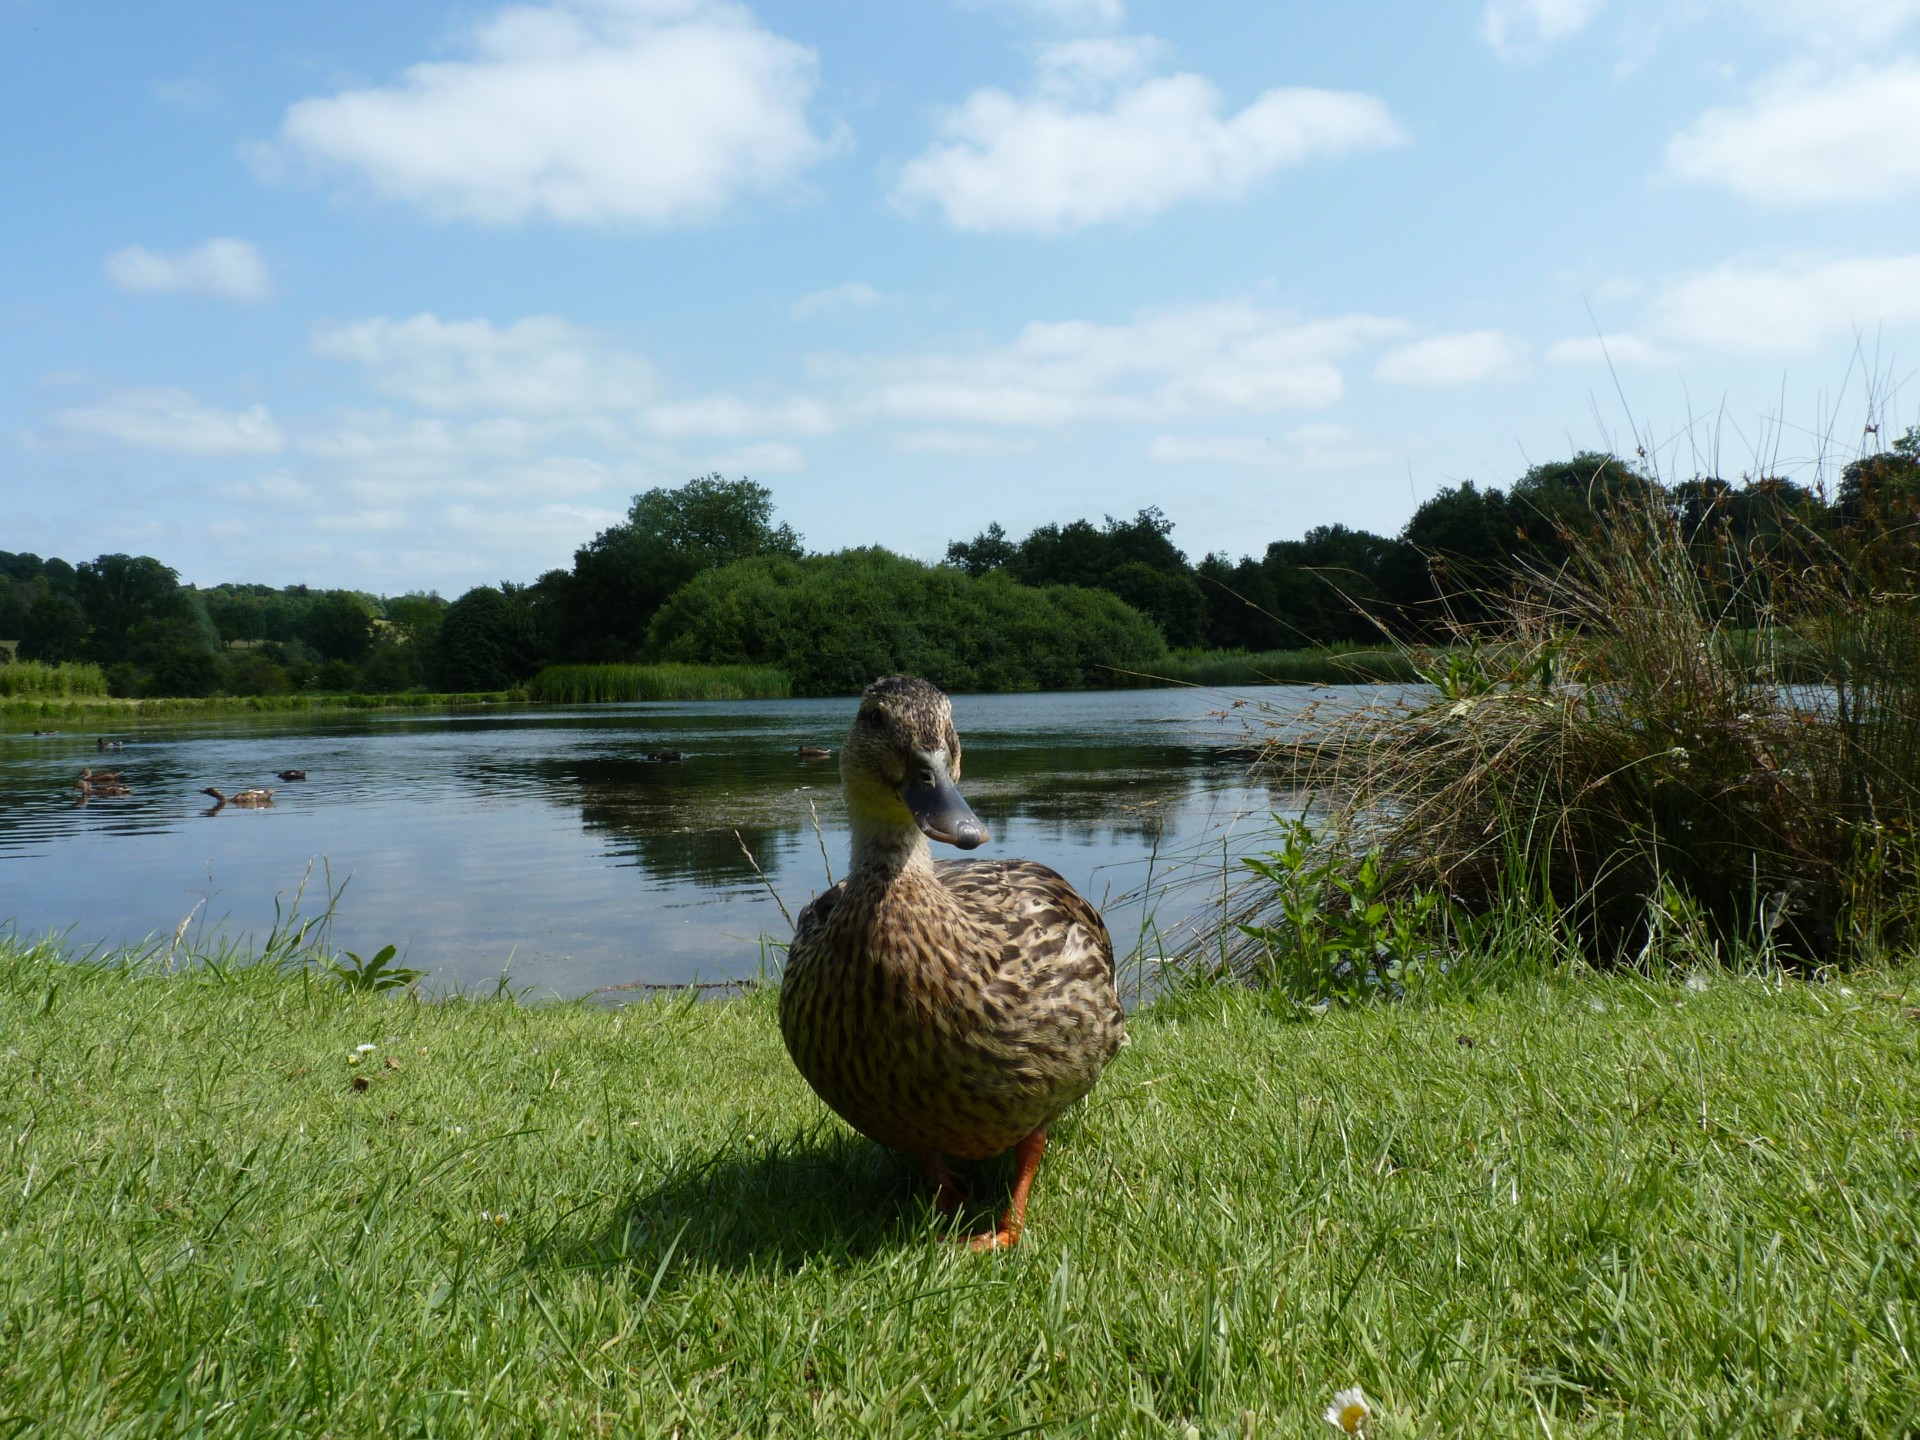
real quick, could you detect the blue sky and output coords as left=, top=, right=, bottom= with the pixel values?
left=5, top=0, right=1919, bottom=596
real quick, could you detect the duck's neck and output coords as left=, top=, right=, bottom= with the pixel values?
left=846, top=813, right=934, bottom=885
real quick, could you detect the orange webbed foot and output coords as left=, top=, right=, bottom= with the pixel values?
left=959, top=1126, right=1047, bottom=1254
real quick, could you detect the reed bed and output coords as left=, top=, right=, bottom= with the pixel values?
left=526, top=662, right=792, bottom=703
left=0, top=660, right=108, bottom=698
left=1221, top=496, right=1920, bottom=980
left=0, top=689, right=514, bottom=724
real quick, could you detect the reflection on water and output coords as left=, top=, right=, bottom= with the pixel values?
left=0, top=688, right=1388, bottom=997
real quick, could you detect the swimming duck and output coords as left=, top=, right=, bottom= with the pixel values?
left=779, top=675, right=1125, bottom=1250
left=646, top=749, right=685, bottom=763
left=75, top=773, right=132, bottom=798
left=202, top=787, right=274, bottom=808
left=796, top=745, right=832, bottom=760
left=277, top=769, right=307, bottom=781
left=96, top=738, right=123, bottom=751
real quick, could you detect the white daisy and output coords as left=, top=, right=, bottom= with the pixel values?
left=1325, top=1385, right=1370, bottom=1435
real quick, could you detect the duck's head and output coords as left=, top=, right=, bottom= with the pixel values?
left=841, top=675, right=989, bottom=851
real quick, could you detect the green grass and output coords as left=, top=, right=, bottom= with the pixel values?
left=0, top=689, right=516, bottom=725
left=4, top=936, right=1917, bottom=1437
left=1145, top=646, right=1422, bottom=687
left=525, top=662, right=793, bottom=703
left=0, top=660, right=108, bottom=699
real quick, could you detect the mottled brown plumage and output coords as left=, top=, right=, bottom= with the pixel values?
left=779, top=675, right=1125, bottom=1248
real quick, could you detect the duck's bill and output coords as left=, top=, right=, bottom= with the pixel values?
left=903, top=770, right=989, bottom=850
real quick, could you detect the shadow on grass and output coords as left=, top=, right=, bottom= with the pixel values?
left=539, top=1122, right=1022, bottom=1283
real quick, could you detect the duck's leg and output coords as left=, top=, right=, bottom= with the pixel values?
left=969, top=1127, right=1048, bottom=1252
left=917, top=1151, right=968, bottom=1213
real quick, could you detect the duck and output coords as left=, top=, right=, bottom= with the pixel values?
left=79, top=768, right=124, bottom=784
left=96, top=738, right=123, bottom=751
left=645, top=749, right=685, bottom=763
left=779, top=675, right=1125, bottom=1251
left=276, top=769, right=307, bottom=781
left=201, top=787, right=274, bottom=808
left=74, top=773, right=132, bottom=798
left=795, top=745, right=833, bottom=760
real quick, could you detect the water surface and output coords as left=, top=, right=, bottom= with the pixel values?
left=0, top=688, right=1370, bottom=997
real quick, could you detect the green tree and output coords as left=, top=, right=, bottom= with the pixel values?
left=562, top=474, right=802, bottom=659
left=436, top=586, right=539, bottom=691
left=18, top=593, right=88, bottom=663
left=383, top=592, right=447, bottom=648
left=945, top=522, right=1015, bottom=576
left=301, top=591, right=377, bottom=661
left=74, top=554, right=191, bottom=664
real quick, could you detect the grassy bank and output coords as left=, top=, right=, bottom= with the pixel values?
left=1146, top=645, right=1420, bottom=687
left=1, top=688, right=516, bottom=725
left=526, top=662, right=792, bottom=703
left=3, top=937, right=1916, bottom=1437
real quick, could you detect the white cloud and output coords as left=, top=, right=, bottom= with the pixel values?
left=443, top=501, right=625, bottom=544
left=1481, top=0, right=1604, bottom=59
left=1647, top=253, right=1920, bottom=354
left=254, top=0, right=835, bottom=227
left=1546, top=333, right=1678, bottom=367
left=1147, top=423, right=1399, bottom=471
left=892, top=429, right=1037, bottom=456
left=791, top=282, right=887, bottom=320
left=642, top=395, right=833, bottom=438
left=894, top=59, right=1405, bottom=232
left=51, top=389, right=285, bottom=455
left=312, top=313, right=654, bottom=413
left=104, top=239, right=272, bottom=302
left=968, top=0, right=1126, bottom=30
left=1739, top=0, right=1920, bottom=48
left=313, top=508, right=411, bottom=535
left=824, top=302, right=1407, bottom=425
left=697, top=440, right=806, bottom=473
left=1374, top=330, right=1529, bottom=386
left=1034, top=36, right=1166, bottom=95
left=1663, top=61, right=1920, bottom=204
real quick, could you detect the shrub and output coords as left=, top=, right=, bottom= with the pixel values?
left=646, top=547, right=1168, bottom=695
left=1228, top=492, right=1920, bottom=971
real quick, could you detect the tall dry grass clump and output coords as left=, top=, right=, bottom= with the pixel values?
left=1235, top=494, right=1920, bottom=972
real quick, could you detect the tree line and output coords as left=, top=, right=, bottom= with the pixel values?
left=5, top=435, right=1916, bottom=698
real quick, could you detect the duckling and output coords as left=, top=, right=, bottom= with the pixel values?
left=201, top=787, right=274, bottom=808
left=780, top=676, right=1125, bottom=1250
left=796, top=745, right=833, bottom=760
left=276, top=769, right=307, bottom=781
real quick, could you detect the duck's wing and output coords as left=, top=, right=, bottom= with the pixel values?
left=933, top=858, right=1114, bottom=986
left=789, top=880, right=847, bottom=960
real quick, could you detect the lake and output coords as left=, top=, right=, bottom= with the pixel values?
left=0, top=687, right=1369, bottom=998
